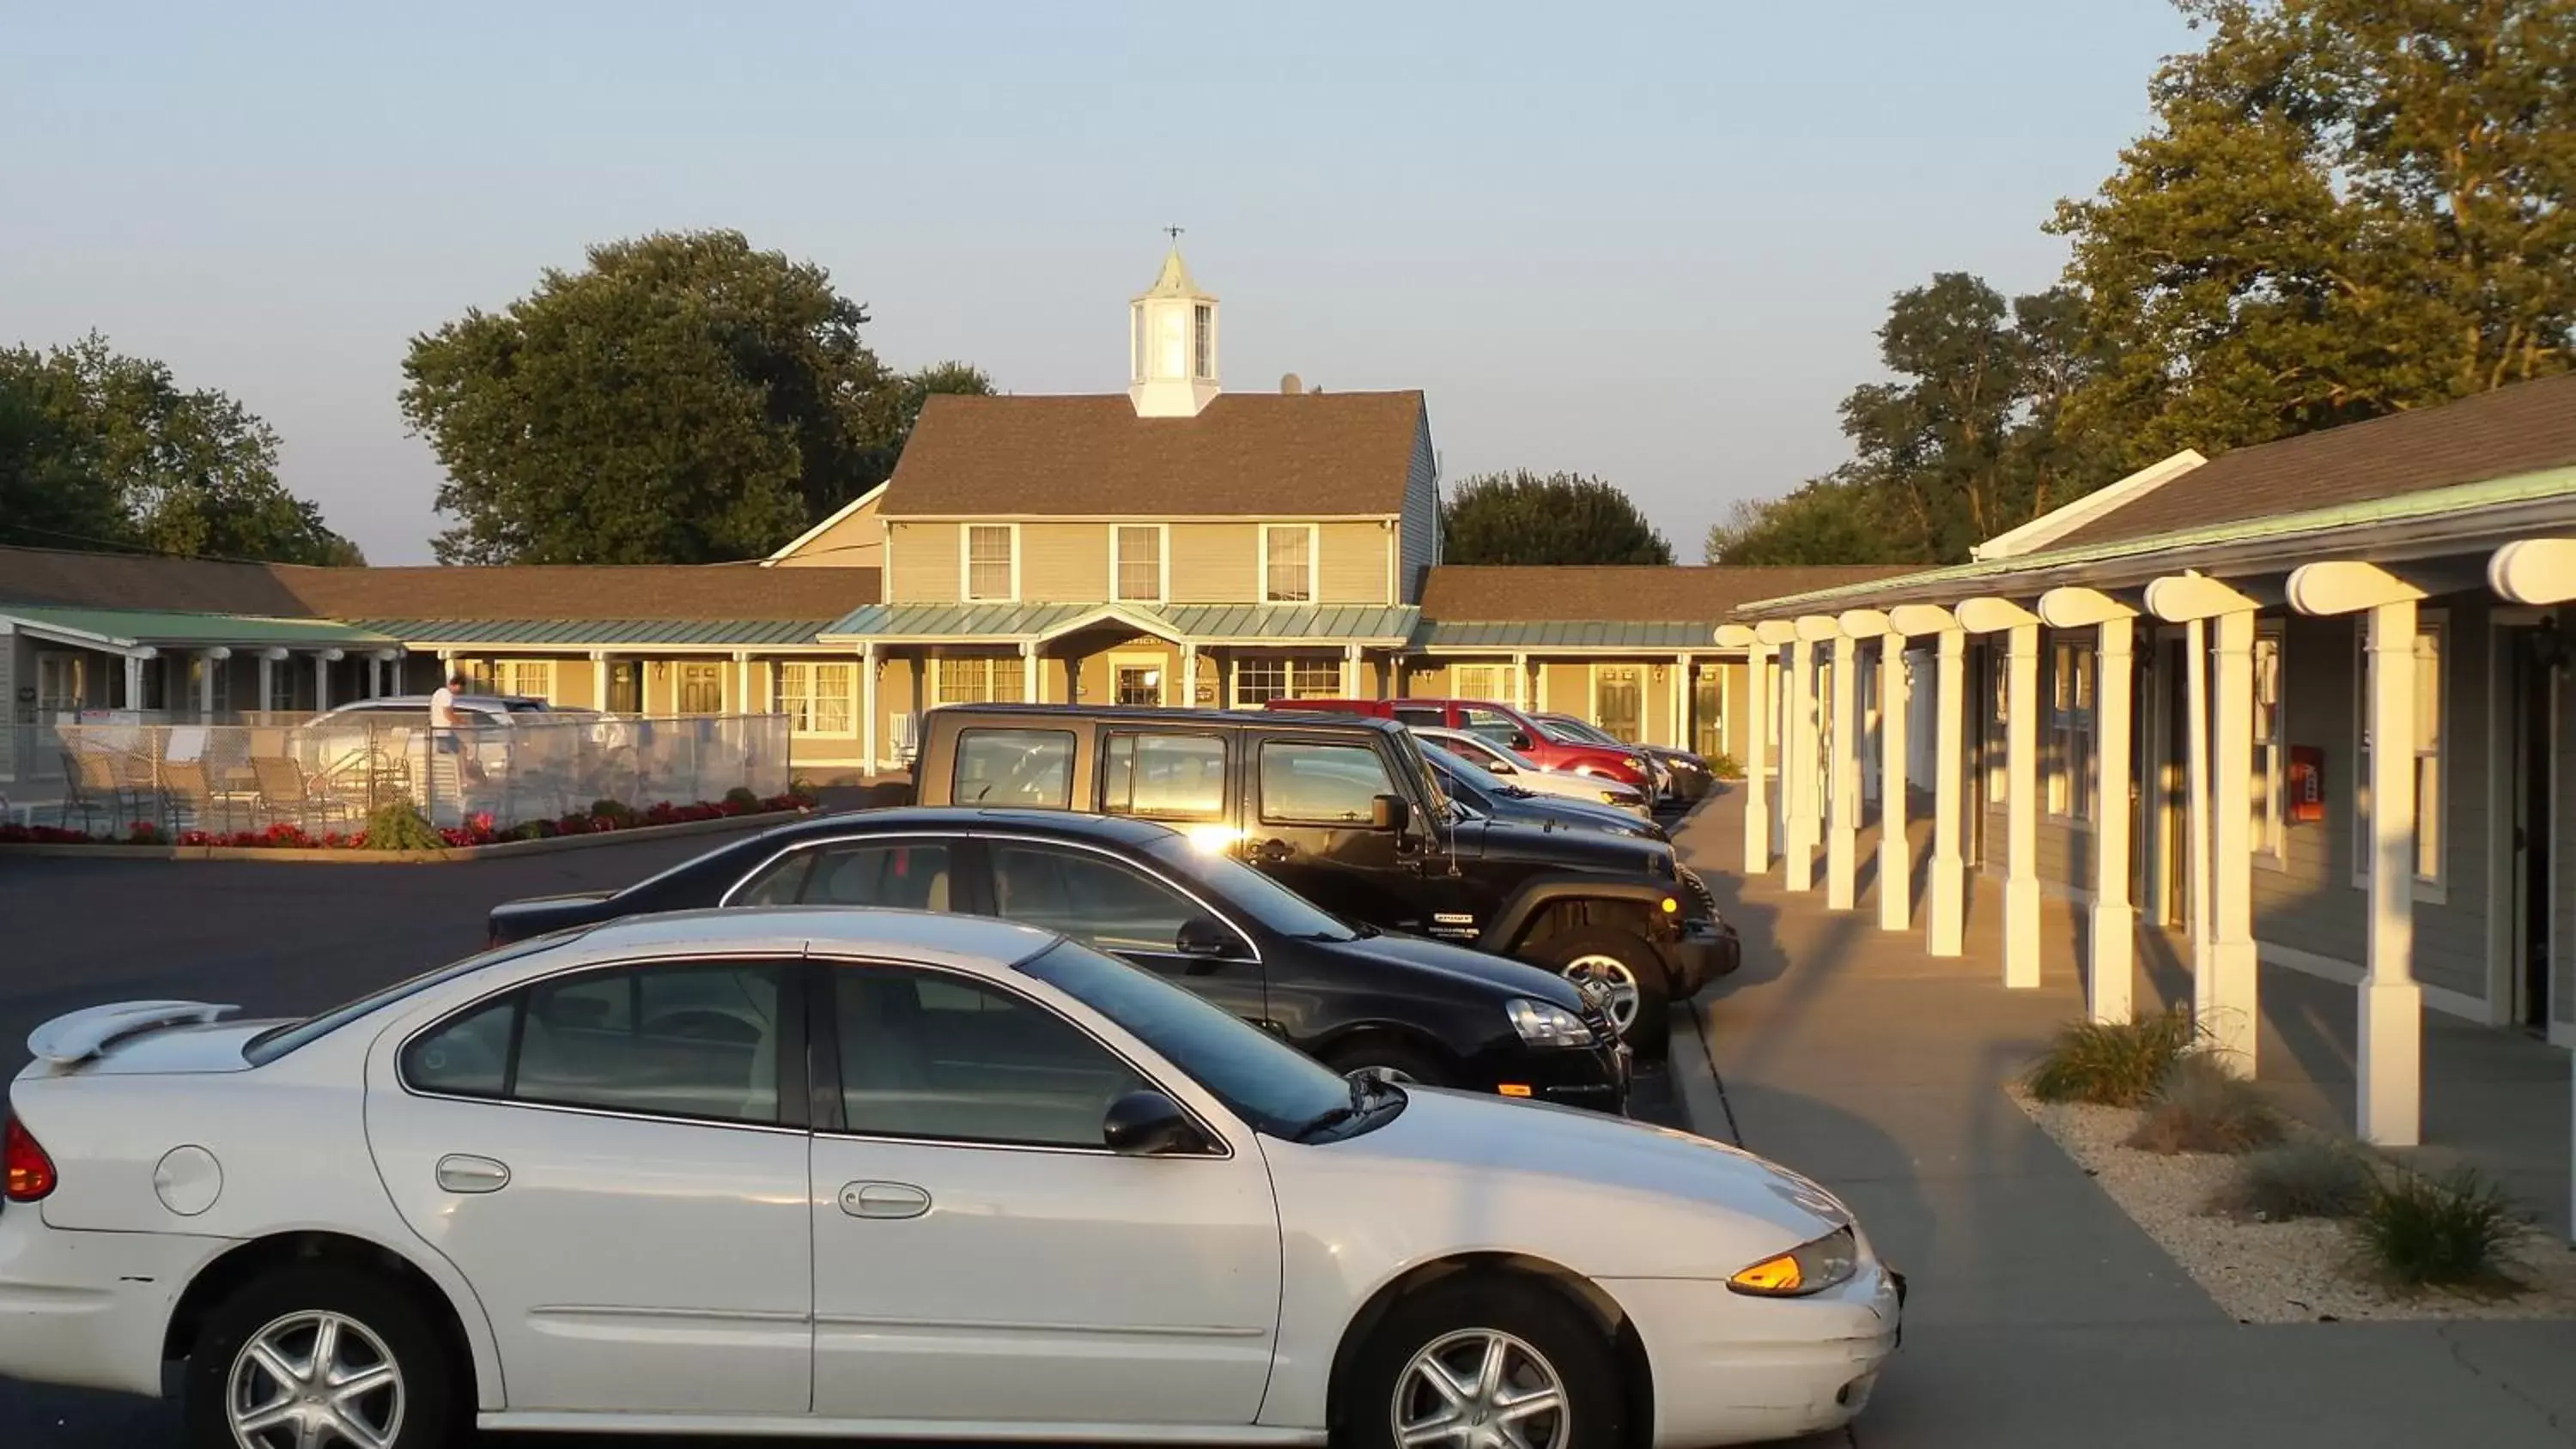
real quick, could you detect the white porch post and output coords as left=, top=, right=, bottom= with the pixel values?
left=256, top=652, right=277, bottom=714
left=1022, top=643, right=1040, bottom=704
left=1927, top=625, right=1966, bottom=956
left=1511, top=652, right=1529, bottom=710
left=2360, top=597, right=2422, bottom=1143
left=1182, top=643, right=1200, bottom=707
left=592, top=653, right=609, bottom=712
left=1343, top=644, right=1360, bottom=699
left=2003, top=622, right=2040, bottom=987
left=1783, top=633, right=1820, bottom=892
left=2146, top=573, right=2267, bottom=1070
left=1672, top=653, right=1691, bottom=749
left=860, top=643, right=881, bottom=776
left=1715, top=627, right=1770, bottom=876
left=123, top=655, right=144, bottom=712
left=2042, top=588, right=2140, bottom=1024
left=197, top=651, right=216, bottom=718
left=313, top=651, right=337, bottom=712
left=1826, top=631, right=1860, bottom=912
left=1839, top=612, right=1909, bottom=931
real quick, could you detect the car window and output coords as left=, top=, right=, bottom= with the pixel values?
left=835, top=966, right=1146, bottom=1149
left=1099, top=731, right=1226, bottom=820
left=800, top=840, right=955, bottom=911
left=404, top=960, right=787, bottom=1126
left=953, top=728, right=1075, bottom=808
left=1258, top=741, right=1396, bottom=825
left=1391, top=705, right=1445, bottom=728
left=987, top=841, right=1210, bottom=955
left=732, top=851, right=816, bottom=906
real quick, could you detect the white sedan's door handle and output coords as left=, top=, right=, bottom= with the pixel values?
left=435, top=1155, right=512, bottom=1194
left=838, top=1181, right=932, bottom=1220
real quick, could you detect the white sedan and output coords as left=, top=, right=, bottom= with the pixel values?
left=1414, top=726, right=1655, bottom=820
left=0, top=910, right=1899, bottom=1449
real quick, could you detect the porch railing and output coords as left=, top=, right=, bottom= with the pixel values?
left=4, top=713, right=793, bottom=836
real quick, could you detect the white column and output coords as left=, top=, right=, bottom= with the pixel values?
left=1743, top=651, right=1771, bottom=875
left=2208, top=609, right=2259, bottom=1067
left=1827, top=636, right=1860, bottom=911
left=734, top=653, right=752, bottom=713
left=313, top=653, right=331, bottom=712
left=1182, top=644, right=1200, bottom=707
left=2360, top=598, right=2422, bottom=1143
left=2093, top=618, right=2136, bottom=1023
left=1673, top=653, right=1691, bottom=749
left=2003, top=622, right=2040, bottom=988
left=1343, top=644, right=1361, bottom=699
left=860, top=644, right=880, bottom=775
left=1878, top=637, right=1911, bottom=931
left=1022, top=643, right=1040, bottom=704
left=255, top=654, right=275, bottom=715
left=1512, top=652, right=1529, bottom=710
left=2186, top=617, right=2214, bottom=1002
left=1929, top=628, right=1966, bottom=956
left=1784, top=636, right=1819, bottom=892
left=197, top=652, right=216, bottom=718
left=592, top=653, right=610, bottom=712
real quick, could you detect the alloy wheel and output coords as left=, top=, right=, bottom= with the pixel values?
left=1557, top=955, right=1640, bottom=1034
left=227, top=1309, right=405, bottom=1449
left=1390, top=1327, right=1571, bottom=1449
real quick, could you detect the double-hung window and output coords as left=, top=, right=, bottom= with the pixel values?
left=964, top=524, right=1017, bottom=602
left=1112, top=524, right=1165, bottom=603
left=1450, top=663, right=1505, bottom=702
left=2354, top=613, right=2446, bottom=895
left=776, top=661, right=854, bottom=734
left=936, top=657, right=1027, bottom=706
left=2046, top=641, right=2094, bottom=819
left=1231, top=656, right=1340, bottom=707
left=1261, top=525, right=1315, bottom=604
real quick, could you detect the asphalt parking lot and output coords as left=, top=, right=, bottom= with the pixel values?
left=0, top=826, right=1679, bottom=1446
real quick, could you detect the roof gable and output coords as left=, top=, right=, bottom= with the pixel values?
left=880, top=391, right=1426, bottom=518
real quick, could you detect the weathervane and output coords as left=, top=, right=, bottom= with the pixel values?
left=1163, top=225, right=1185, bottom=244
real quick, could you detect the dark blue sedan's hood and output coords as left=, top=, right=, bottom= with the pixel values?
left=1319, top=931, right=1589, bottom=1013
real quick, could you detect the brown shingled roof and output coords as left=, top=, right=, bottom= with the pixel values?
left=2058, top=373, right=2576, bottom=549
left=0, top=545, right=878, bottom=621
left=1419, top=565, right=1920, bottom=622
left=881, top=391, right=1425, bottom=516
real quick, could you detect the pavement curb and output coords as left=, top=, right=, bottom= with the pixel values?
left=0, top=809, right=804, bottom=864
left=1663, top=1003, right=1739, bottom=1145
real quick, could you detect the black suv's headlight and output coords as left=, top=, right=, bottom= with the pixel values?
left=1506, top=998, right=1593, bottom=1048
left=1728, top=1227, right=1858, bottom=1297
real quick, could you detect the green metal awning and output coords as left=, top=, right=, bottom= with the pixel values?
left=0, top=605, right=398, bottom=650
left=1412, top=619, right=1721, bottom=651
left=821, top=602, right=1419, bottom=646
left=349, top=618, right=837, bottom=649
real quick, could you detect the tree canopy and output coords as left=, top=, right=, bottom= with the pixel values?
left=401, top=230, right=991, bottom=565
left=1715, top=0, right=2576, bottom=564
left=0, top=334, right=361, bottom=565
left=1443, top=470, right=1674, bottom=566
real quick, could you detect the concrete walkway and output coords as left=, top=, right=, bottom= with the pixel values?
left=1665, top=787, right=2576, bottom=1449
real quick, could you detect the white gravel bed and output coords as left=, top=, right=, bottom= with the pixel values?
left=2014, top=1088, right=2576, bottom=1323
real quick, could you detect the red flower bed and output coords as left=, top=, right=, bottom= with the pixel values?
left=0, top=790, right=816, bottom=852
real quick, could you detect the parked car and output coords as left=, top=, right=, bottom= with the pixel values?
left=0, top=911, right=1900, bottom=1449
left=1536, top=713, right=1717, bottom=804
left=1265, top=697, right=1653, bottom=788
left=1419, top=741, right=1670, bottom=842
left=905, top=704, right=1738, bottom=1052
left=489, top=808, right=1629, bottom=1109
left=299, top=694, right=566, bottom=785
left=1412, top=725, right=1654, bottom=819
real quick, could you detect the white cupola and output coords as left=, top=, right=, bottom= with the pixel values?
left=1128, top=245, right=1219, bottom=418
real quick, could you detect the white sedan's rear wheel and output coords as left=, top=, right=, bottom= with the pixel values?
left=185, top=1264, right=459, bottom=1449
left=1346, top=1276, right=1624, bottom=1449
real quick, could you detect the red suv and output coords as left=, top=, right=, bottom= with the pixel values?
left=1265, top=697, right=1653, bottom=787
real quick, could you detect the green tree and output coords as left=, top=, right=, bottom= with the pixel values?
left=0, top=334, right=361, bottom=565
left=1440, top=470, right=1673, bottom=565
left=2051, top=0, right=2576, bottom=467
left=1704, top=476, right=1910, bottom=565
left=403, top=229, right=982, bottom=565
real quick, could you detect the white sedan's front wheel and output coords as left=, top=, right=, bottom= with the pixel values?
left=1349, top=1276, right=1625, bottom=1449
left=186, top=1265, right=459, bottom=1449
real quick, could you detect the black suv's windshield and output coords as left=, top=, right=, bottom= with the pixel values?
left=1018, top=938, right=1364, bottom=1137
left=1385, top=728, right=1452, bottom=819
left=1145, top=834, right=1362, bottom=941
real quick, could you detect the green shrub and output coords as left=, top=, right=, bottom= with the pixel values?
left=2351, top=1168, right=2525, bottom=1294
left=2208, top=1139, right=2372, bottom=1220
left=1710, top=753, right=1744, bottom=780
left=363, top=801, right=445, bottom=852
left=588, top=798, right=639, bottom=827
left=723, top=786, right=763, bottom=811
left=2125, top=1053, right=2282, bottom=1155
left=2025, top=1010, right=2196, bottom=1106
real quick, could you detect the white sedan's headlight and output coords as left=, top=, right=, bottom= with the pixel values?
left=1728, top=1227, right=1858, bottom=1297
left=1506, top=998, right=1594, bottom=1048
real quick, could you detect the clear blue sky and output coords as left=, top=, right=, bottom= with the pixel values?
left=2, top=1, right=2192, bottom=565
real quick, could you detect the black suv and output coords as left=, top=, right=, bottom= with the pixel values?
left=488, top=809, right=1628, bottom=1113
left=906, top=705, right=1738, bottom=1054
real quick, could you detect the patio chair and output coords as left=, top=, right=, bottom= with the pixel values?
left=54, top=751, right=111, bottom=834
left=161, top=759, right=238, bottom=836
left=69, top=749, right=160, bottom=831
left=250, top=755, right=354, bottom=832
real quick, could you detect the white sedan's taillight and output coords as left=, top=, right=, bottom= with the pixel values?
left=3, top=1117, right=58, bottom=1203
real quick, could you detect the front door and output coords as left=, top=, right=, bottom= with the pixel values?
left=982, top=836, right=1267, bottom=1028
left=1593, top=666, right=1643, bottom=743
left=806, top=960, right=1280, bottom=1424
left=364, top=957, right=811, bottom=1415
left=678, top=663, right=725, bottom=714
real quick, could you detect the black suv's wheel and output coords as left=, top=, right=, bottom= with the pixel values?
left=184, top=1264, right=460, bottom=1449
left=1344, top=1275, right=1625, bottom=1449
left=1324, top=1037, right=1454, bottom=1088
left=1533, top=928, right=1670, bottom=1061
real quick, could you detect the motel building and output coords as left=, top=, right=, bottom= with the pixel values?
left=1715, top=374, right=2576, bottom=1199
left=0, top=247, right=1897, bottom=795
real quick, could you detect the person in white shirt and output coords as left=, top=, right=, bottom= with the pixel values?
left=428, top=672, right=484, bottom=784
